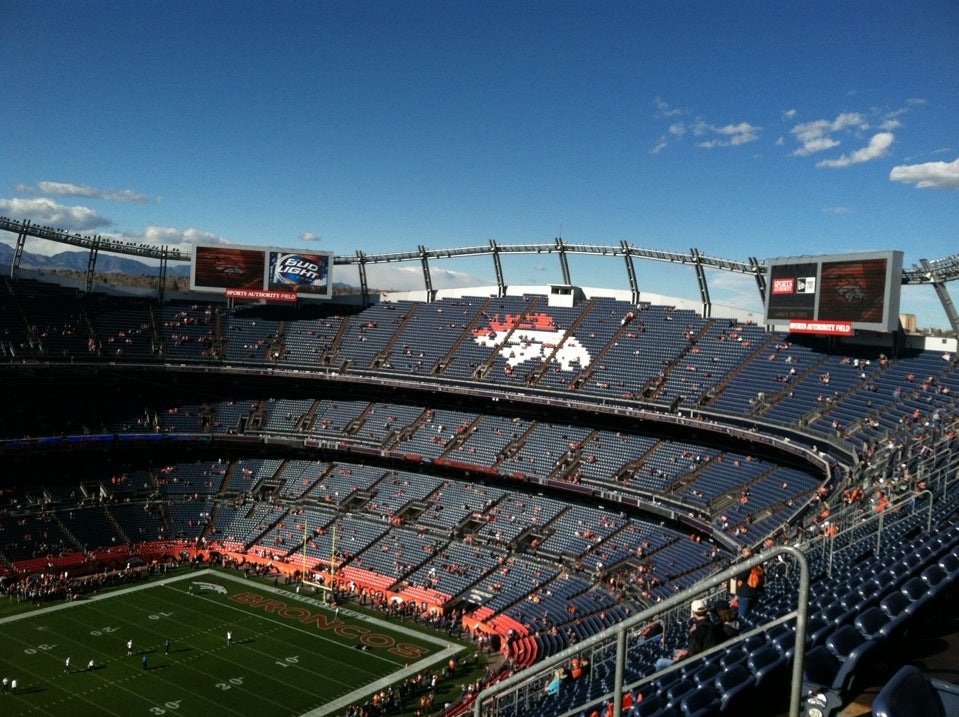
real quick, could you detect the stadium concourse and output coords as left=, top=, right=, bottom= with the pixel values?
left=1, top=275, right=958, bottom=717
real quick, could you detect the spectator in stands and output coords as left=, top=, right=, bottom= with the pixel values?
left=734, top=547, right=765, bottom=620
left=716, top=607, right=740, bottom=640
left=544, top=666, right=567, bottom=697
left=653, top=599, right=722, bottom=671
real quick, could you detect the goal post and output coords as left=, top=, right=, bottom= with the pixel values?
left=300, top=521, right=337, bottom=598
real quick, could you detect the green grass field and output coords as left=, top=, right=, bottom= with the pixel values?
left=0, top=569, right=466, bottom=717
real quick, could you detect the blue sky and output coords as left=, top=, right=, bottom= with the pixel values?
left=1, top=1, right=957, bottom=328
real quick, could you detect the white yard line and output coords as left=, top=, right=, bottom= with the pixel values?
left=2, top=568, right=467, bottom=717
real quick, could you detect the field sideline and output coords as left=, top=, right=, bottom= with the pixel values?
left=0, top=568, right=464, bottom=717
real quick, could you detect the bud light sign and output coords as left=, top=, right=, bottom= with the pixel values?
left=268, top=252, right=331, bottom=296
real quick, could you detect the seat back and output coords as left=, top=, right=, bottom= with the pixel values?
left=854, top=606, right=889, bottom=639
left=679, top=685, right=719, bottom=715
left=872, top=665, right=945, bottom=717
left=802, top=645, right=841, bottom=688
left=879, top=590, right=910, bottom=617
left=826, top=624, right=866, bottom=660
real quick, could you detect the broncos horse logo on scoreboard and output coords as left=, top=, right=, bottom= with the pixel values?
left=472, top=312, right=591, bottom=371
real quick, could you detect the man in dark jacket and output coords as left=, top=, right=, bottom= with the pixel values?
left=654, top=599, right=721, bottom=670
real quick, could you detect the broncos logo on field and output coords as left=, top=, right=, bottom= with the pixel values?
left=472, top=313, right=591, bottom=371
left=191, top=581, right=228, bottom=594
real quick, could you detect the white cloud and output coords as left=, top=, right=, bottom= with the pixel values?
left=822, top=206, right=852, bottom=214
left=649, top=136, right=668, bottom=154
left=791, top=112, right=869, bottom=156
left=889, top=156, right=959, bottom=190
left=299, top=232, right=322, bottom=241
left=722, top=122, right=761, bottom=145
left=364, top=265, right=489, bottom=291
left=796, top=137, right=840, bottom=155
left=651, top=100, right=758, bottom=151
left=77, top=226, right=231, bottom=260
left=18, top=181, right=154, bottom=204
left=653, top=98, right=684, bottom=118
left=114, top=225, right=230, bottom=249
left=695, top=121, right=761, bottom=148
left=0, top=196, right=112, bottom=231
left=0, top=221, right=231, bottom=259
left=0, top=236, right=77, bottom=257
left=705, top=271, right=764, bottom=314
left=816, top=132, right=895, bottom=168
left=782, top=109, right=797, bottom=120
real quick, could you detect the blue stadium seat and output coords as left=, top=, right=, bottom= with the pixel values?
left=678, top=685, right=719, bottom=717
left=747, top=644, right=784, bottom=685
left=938, top=551, right=959, bottom=578
left=900, top=576, right=933, bottom=615
left=801, top=647, right=849, bottom=717
left=665, top=678, right=696, bottom=707
left=631, top=693, right=674, bottom=717
left=826, top=624, right=877, bottom=667
left=806, top=612, right=833, bottom=646
left=766, top=622, right=799, bottom=659
left=853, top=606, right=890, bottom=641
left=688, top=661, right=721, bottom=687
left=802, top=624, right=879, bottom=717
left=878, top=590, right=914, bottom=642
left=920, top=564, right=949, bottom=600
left=714, top=663, right=755, bottom=711
left=872, top=665, right=951, bottom=717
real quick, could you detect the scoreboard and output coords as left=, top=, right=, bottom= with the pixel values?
left=765, top=251, right=903, bottom=334
left=190, top=245, right=333, bottom=300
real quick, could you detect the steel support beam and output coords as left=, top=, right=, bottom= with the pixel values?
left=691, top=247, right=711, bottom=317
left=419, top=245, right=433, bottom=300
left=11, top=219, right=29, bottom=278
left=85, top=235, right=101, bottom=292
left=750, top=256, right=766, bottom=306
left=556, top=237, right=571, bottom=285
left=355, top=250, right=369, bottom=307
left=158, top=248, right=169, bottom=302
left=621, top=240, right=639, bottom=303
left=920, top=258, right=959, bottom=335
left=489, top=239, right=505, bottom=296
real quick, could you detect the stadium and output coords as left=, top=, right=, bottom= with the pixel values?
left=1, top=215, right=959, bottom=717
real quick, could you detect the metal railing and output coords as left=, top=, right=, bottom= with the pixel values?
left=474, top=545, right=809, bottom=717
left=822, top=490, right=933, bottom=577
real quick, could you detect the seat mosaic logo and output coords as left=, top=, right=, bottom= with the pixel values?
left=472, top=313, right=591, bottom=370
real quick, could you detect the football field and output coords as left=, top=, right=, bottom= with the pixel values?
left=0, top=569, right=461, bottom=717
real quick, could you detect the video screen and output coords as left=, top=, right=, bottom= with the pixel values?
left=818, top=258, right=888, bottom=323
left=766, top=262, right=818, bottom=320
left=268, top=252, right=331, bottom=296
left=192, top=246, right=266, bottom=291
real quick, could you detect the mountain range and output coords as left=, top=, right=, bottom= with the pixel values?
left=0, top=242, right=192, bottom=276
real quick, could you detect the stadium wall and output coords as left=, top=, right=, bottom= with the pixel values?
left=385, top=284, right=766, bottom=325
